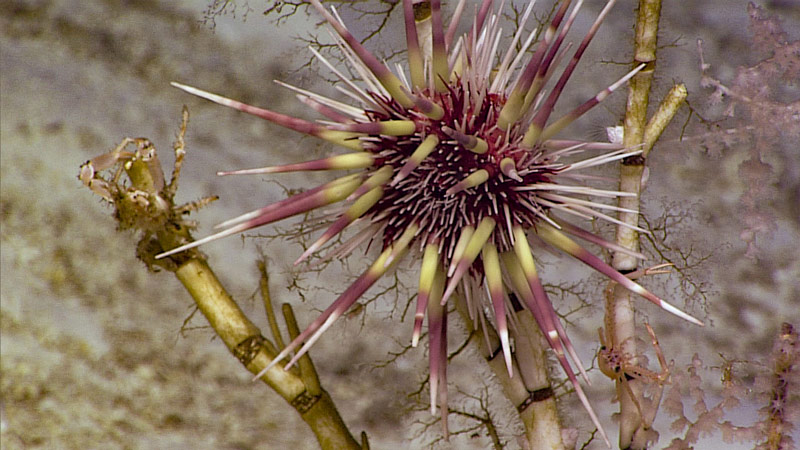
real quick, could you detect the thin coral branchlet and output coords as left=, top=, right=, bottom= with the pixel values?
left=155, top=0, right=703, bottom=443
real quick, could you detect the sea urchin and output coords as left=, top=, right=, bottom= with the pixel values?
left=156, top=0, right=702, bottom=442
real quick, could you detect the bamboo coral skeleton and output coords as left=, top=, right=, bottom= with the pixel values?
left=156, top=0, right=703, bottom=443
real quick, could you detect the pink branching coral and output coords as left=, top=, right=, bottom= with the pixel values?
left=156, top=0, right=703, bottom=441
left=662, top=323, right=798, bottom=449
left=697, top=2, right=800, bottom=257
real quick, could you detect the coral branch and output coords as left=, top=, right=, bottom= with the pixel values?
left=78, top=110, right=363, bottom=450
left=453, top=294, right=567, bottom=449
left=608, top=0, right=689, bottom=448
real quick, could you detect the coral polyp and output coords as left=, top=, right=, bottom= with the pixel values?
left=156, top=0, right=702, bottom=441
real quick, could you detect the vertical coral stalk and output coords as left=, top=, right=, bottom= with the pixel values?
left=610, top=1, right=687, bottom=447
left=762, top=323, right=799, bottom=450
left=612, top=1, right=661, bottom=442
